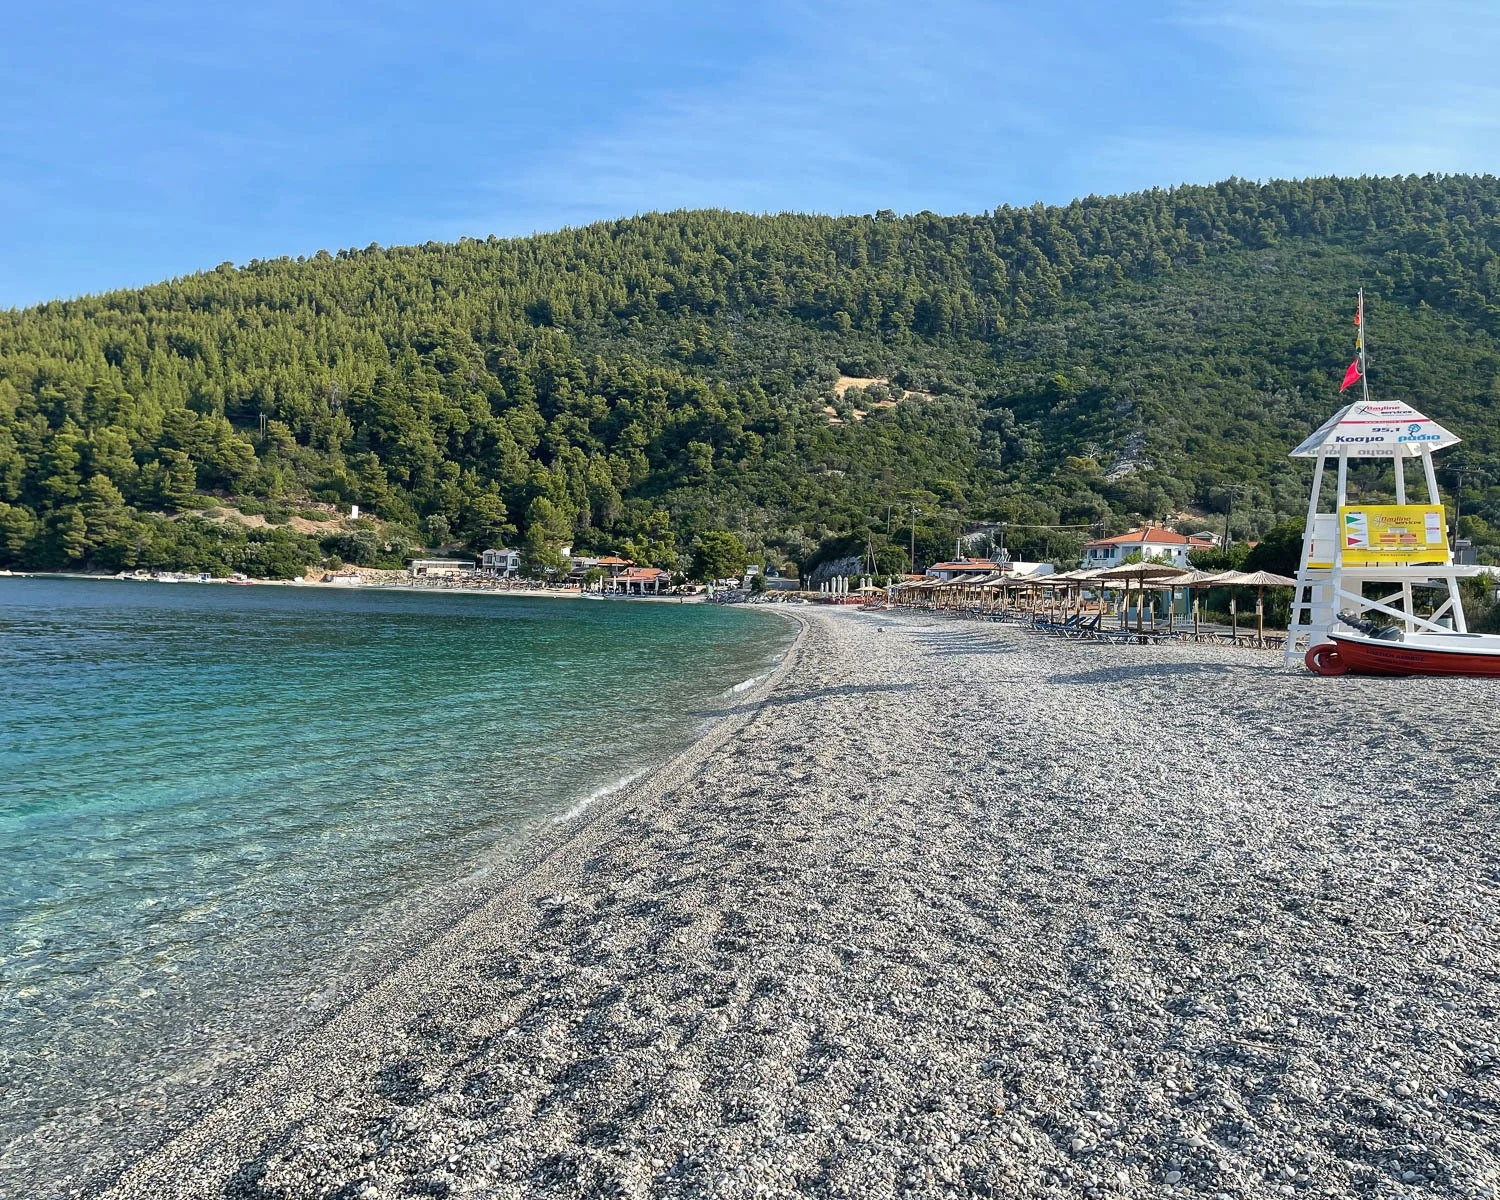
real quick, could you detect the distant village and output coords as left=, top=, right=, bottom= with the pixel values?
left=924, top=525, right=1221, bottom=579
left=405, top=549, right=678, bottom=594
left=389, top=525, right=1228, bottom=598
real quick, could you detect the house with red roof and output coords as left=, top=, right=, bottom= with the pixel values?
left=1083, top=527, right=1219, bottom=569
left=568, top=553, right=637, bottom=589
left=609, top=566, right=669, bottom=594
left=594, top=555, right=633, bottom=577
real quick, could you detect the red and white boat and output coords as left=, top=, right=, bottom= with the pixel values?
left=1306, top=630, right=1500, bottom=677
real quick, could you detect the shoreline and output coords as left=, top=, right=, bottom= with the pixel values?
left=99, top=609, right=811, bottom=1200
left=0, top=572, right=710, bottom=603
left=103, top=610, right=1500, bottom=1198
left=1, top=586, right=797, bottom=1200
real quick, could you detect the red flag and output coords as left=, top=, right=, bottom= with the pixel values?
left=1339, top=360, right=1362, bottom=392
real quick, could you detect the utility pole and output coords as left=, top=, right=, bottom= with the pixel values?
left=908, top=503, right=919, bottom=574
left=1454, top=470, right=1465, bottom=545
left=1222, top=485, right=1245, bottom=551
left=1450, top=466, right=1486, bottom=548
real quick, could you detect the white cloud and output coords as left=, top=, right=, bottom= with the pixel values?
left=456, top=0, right=1077, bottom=234
left=459, top=0, right=1500, bottom=238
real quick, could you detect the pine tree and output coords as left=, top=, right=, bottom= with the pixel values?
left=57, top=507, right=89, bottom=561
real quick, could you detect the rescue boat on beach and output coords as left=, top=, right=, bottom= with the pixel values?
left=1307, top=629, right=1500, bottom=677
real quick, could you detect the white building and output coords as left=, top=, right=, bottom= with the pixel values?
left=409, top=558, right=477, bottom=578
left=480, top=548, right=521, bottom=577
left=1083, top=528, right=1218, bottom=569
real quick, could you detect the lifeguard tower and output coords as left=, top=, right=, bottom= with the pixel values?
left=1284, top=292, right=1484, bottom=668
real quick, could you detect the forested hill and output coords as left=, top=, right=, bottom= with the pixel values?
left=5, top=174, right=1500, bottom=578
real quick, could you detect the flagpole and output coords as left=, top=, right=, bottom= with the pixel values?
left=1357, top=288, right=1371, bottom=404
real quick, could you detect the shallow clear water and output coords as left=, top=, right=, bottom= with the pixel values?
left=0, top=578, right=791, bottom=1196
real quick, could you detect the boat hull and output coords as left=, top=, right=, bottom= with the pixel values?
left=1319, top=632, right=1500, bottom=677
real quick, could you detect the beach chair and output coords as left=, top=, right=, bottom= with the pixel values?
left=1064, top=612, right=1104, bottom=640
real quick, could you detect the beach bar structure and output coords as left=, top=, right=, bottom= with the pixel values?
left=607, top=566, right=669, bottom=594
left=408, top=557, right=477, bottom=578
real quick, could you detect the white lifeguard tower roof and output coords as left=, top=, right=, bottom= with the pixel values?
left=1290, top=399, right=1460, bottom=459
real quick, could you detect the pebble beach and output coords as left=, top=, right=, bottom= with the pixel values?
left=104, top=607, right=1500, bottom=1200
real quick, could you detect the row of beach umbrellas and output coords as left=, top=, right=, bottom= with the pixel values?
left=895, top=560, right=1297, bottom=641
left=1079, top=561, right=1298, bottom=640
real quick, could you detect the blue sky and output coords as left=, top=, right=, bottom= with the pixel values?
left=4, top=0, right=1499, bottom=308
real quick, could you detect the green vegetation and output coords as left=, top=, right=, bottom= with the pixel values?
left=690, top=530, right=749, bottom=582
left=6, top=174, right=1500, bottom=577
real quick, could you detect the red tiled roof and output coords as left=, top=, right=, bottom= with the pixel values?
left=1085, top=528, right=1216, bottom=548
left=618, top=567, right=668, bottom=579
left=928, top=559, right=1001, bottom=571
left=597, top=555, right=632, bottom=565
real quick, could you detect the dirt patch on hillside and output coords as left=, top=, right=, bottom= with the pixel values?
left=195, top=506, right=341, bottom=535
left=833, top=375, right=934, bottom=403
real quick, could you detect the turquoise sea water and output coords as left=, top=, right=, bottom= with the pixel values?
left=0, top=577, right=791, bottom=1196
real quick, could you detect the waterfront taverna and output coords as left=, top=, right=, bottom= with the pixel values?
left=408, top=558, right=477, bottom=578
left=609, top=566, right=669, bottom=594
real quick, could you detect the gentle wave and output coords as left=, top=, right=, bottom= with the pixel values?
left=551, top=766, right=650, bottom=824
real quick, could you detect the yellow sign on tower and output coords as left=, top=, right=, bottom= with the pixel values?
left=1337, top=504, right=1448, bottom=565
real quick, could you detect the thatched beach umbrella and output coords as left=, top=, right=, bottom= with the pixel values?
left=968, top=571, right=1006, bottom=615
left=1212, top=569, right=1298, bottom=643
left=1033, top=573, right=1069, bottom=620
left=1171, top=568, right=1235, bottom=638
left=942, top=572, right=981, bottom=611
left=1011, top=572, right=1050, bottom=615
left=1049, top=569, right=1099, bottom=619
left=1049, top=568, right=1107, bottom=622
left=1042, top=570, right=1082, bottom=619
left=1095, top=560, right=1191, bottom=639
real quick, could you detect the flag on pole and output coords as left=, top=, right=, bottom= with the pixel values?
left=1341, top=293, right=1366, bottom=391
